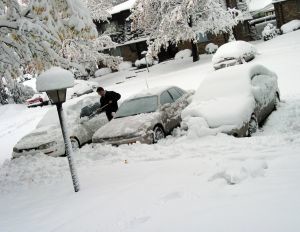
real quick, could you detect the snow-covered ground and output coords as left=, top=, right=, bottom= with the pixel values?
left=1, top=31, right=300, bottom=232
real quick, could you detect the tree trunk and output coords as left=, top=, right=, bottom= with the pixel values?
left=189, top=16, right=199, bottom=62
left=191, top=40, right=199, bottom=62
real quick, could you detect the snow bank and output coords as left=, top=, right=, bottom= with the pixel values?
left=212, top=41, right=257, bottom=64
left=205, top=43, right=218, bottom=54
left=118, top=61, right=133, bottom=71
left=95, top=68, right=112, bottom=77
left=174, top=49, right=192, bottom=59
left=36, top=67, right=74, bottom=92
left=210, top=160, right=268, bottom=185
left=281, top=20, right=300, bottom=34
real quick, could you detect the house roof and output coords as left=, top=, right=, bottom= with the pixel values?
left=108, top=0, right=137, bottom=15
left=248, top=0, right=274, bottom=13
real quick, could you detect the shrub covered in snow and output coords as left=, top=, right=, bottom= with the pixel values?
left=262, top=23, right=280, bottom=41
left=281, top=20, right=300, bottom=34
left=205, top=43, right=219, bottom=54
left=135, top=57, right=155, bottom=68
left=95, top=68, right=112, bottom=77
left=174, top=49, right=192, bottom=59
left=118, top=61, right=133, bottom=71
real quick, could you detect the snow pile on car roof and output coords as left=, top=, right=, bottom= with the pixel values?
left=281, top=20, right=300, bottom=34
left=181, top=64, right=277, bottom=134
left=212, top=41, right=257, bottom=65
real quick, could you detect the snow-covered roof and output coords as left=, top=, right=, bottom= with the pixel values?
left=108, top=0, right=136, bottom=15
left=248, top=0, right=274, bottom=14
left=127, top=86, right=173, bottom=100
left=36, top=67, right=74, bottom=92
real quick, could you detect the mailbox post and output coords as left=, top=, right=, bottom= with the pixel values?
left=36, top=67, right=80, bottom=192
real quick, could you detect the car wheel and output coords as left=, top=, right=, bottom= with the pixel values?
left=247, top=114, right=258, bottom=137
left=70, top=137, right=80, bottom=151
left=153, top=125, right=165, bottom=143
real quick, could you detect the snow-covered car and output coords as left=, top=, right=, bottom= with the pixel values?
left=69, top=80, right=98, bottom=99
left=13, top=96, right=108, bottom=158
left=181, top=64, right=280, bottom=137
left=212, top=41, right=257, bottom=70
left=92, top=86, right=193, bottom=145
left=26, top=92, right=49, bottom=107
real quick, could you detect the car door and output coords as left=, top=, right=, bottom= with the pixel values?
left=167, top=87, right=187, bottom=126
left=159, top=90, right=175, bottom=133
left=79, top=102, right=108, bottom=142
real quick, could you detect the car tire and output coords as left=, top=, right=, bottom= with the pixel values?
left=70, top=137, right=80, bottom=151
left=153, top=125, right=165, bottom=143
left=247, top=114, right=258, bottom=137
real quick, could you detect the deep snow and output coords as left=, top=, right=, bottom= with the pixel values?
left=1, top=30, right=300, bottom=232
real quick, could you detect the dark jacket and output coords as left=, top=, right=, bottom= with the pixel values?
left=100, top=91, right=121, bottom=120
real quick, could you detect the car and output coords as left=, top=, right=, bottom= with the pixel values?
left=212, top=41, right=257, bottom=70
left=69, top=80, right=98, bottom=99
left=13, top=95, right=108, bottom=158
left=26, top=92, right=49, bottom=107
left=181, top=64, right=280, bottom=137
left=92, top=86, right=193, bottom=145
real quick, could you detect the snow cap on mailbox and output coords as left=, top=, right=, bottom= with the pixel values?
left=36, top=67, right=74, bottom=104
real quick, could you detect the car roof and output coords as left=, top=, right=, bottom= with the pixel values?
left=126, top=86, right=177, bottom=100
left=195, top=64, right=277, bottom=101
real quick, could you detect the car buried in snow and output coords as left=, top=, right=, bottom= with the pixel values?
left=12, top=95, right=108, bottom=158
left=181, top=64, right=280, bottom=137
left=26, top=92, right=50, bottom=107
left=212, top=41, right=257, bottom=70
left=92, top=86, right=193, bottom=146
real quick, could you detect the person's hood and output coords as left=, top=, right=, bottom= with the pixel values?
left=14, top=125, right=63, bottom=149
left=93, top=112, right=160, bottom=139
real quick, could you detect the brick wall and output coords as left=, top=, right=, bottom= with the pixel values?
left=274, top=0, right=300, bottom=28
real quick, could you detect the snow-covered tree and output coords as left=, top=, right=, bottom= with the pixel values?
left=130, top=0, right=244, bottom=61
left=0, top=0, right=121, bottom=104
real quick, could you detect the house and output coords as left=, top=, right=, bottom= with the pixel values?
left=247, top=0, right=277, bottom=40
left=95, top=0, right=252, bottom=63
left=272, top=0, right=300, bottom=27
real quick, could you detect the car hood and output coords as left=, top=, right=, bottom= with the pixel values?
left=93, top=112, right=160, bottom=139
left=182, top=95, right=255, bottom=129
left=14, top=125, right=63, bottom=149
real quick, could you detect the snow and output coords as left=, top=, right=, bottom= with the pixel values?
left=1, top=30, right=300, bottom=232
left=174, top=49, right=192, bottom=59
left=95, top=68, right=112, bottom=77
left=248, top=0, right=274, bottom=13
left=212, top=40, right=257, bottom=65
left=205, top=43, right=218, bottom=54
left=281, top=20, right=300, bottom=34
left=118, top=61, right=133, bottom=71
left=36, top=67, right=74, bottom=92
left=108, top=0, right=136, bottom=15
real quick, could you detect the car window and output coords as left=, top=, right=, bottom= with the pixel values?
left=115, top=96, right=158, bottom=118
left=80, top=102, right=100, bottom=118
left=168, top=88, right=182, bottom=101
left=160, top=91, right=174, bottom=105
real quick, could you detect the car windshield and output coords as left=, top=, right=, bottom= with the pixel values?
left=115, top=96, right=158, bottom=118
